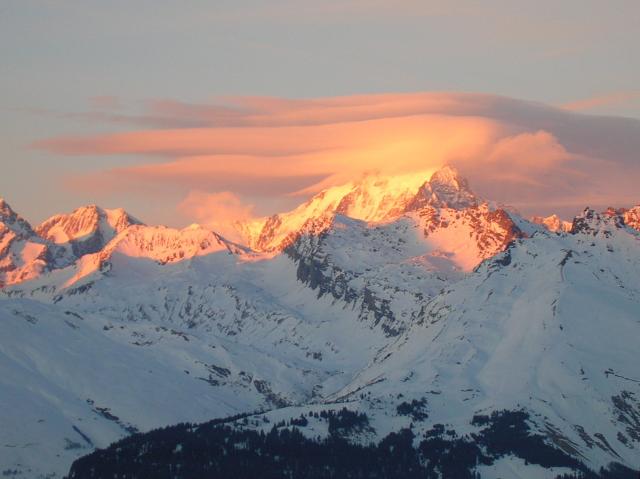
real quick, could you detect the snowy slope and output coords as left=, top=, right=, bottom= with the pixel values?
left=320, top=207, right=640, bottom=472
left=0, top=297, right=332, bottom=477
left=1, top=170, right=640, bottom=477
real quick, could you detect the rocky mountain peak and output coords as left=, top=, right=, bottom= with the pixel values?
left=36, top=204, right=142, bottom=259
left=405, top=165, right=478, bottom=212
left=429, top=164, right=467, bottom=189
left=570, top=207, right=625, bottom=236
left=0, top=197, right=36, bottom=240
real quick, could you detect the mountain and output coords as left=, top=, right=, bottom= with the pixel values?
left=532, top=214, right=573, bottom=233
left=623, top=206, right=640, bottom=230
left=0, top=198, right=51, bottom=287
left=63, top=205, right=640, bottom=479
left=36, top=205, right=142, bottom=259
left=241, top=171, right=433, bottom=251
left=1, top=168, right=639, bottom=478
left=0, top=202, right=145, bottom=287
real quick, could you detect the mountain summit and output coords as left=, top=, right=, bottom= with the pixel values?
left=406, top=165, right=478, bottom=211
left=36, top=205, right=142, bottom=258
left=243, top=166, right=482, bottom=251
left=0, top=198, right=49, bottom=286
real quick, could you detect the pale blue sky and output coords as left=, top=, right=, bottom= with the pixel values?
left=1, top=0, right=639, bottom=225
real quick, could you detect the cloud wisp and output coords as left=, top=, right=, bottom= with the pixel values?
left=561, top=91, right=640, bottom=112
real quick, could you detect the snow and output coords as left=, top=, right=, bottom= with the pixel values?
left=240, top=171, right=432, bottom=251
left=532, top=214, right=572, bottom=233
left=477, top=456, right=574, bottom=479
left=1, top=171, right=640, bottom=477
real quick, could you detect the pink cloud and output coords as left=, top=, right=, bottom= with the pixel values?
left=35, top=92, right=640, bottom=219
left=177, top=191, right=255, bottom=242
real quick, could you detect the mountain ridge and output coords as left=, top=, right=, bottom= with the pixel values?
left=1, top=168, right=640, bottom=478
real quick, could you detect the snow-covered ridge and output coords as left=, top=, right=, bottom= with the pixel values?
left=532, top=205, right=640, bottom=235
left=240, top=173, right=425, bottom=252
left=95, top=223, right=247, bottom=270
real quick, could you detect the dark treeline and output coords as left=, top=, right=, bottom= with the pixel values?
left=67, top=409, right=638, bottom=479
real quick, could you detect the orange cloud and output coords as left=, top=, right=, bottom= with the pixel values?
left=38, top=92, right=520, bottom=129
left=177, top=191, right=254, bottom=242
left=51, top=114, right=502, bottom=197
left=456, top=130, right=590, bottom=211
left=35, top=92, right=640, bottom=221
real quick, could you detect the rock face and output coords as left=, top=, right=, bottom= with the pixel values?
left=1, top=169, right=640, bottom=478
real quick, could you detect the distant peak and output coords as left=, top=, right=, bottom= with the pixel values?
left=531, top=214, right=572, bottom=233
left=569, top=207, right=625, bottom=235
left=0, top=197, right=36, bottom=238
left=0, top=196, right=13, bottom=214
left=0, top=197, right=15, bottom=216
left=36, top=204, right=142, bottom=254
left=623, top=205, right=640, bottom=232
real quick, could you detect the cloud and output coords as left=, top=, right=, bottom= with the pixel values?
left=177, top=191, right=254, bottom=242
left=35, top=92, right=640, bottom=221
left=456, top=130, right=589, bottom=211
left=561, top=91, right=640, bottom=112
left=50, top=113, right=501, bottom=196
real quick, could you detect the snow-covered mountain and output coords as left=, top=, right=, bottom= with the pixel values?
left=622, top=206, right=640, bottom=231
left=36, top=205, right=142, bottom=259
left=0, top=198, right=51, bottom=286
left=1, top=167, right=639, bottom=478
left=241, top=171, right=433, bottom=251
left=320, top=206, right=640, bottom=471
left=532, top=214, right=573, bottom=233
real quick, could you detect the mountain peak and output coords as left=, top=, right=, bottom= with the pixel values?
left=406, top=165, right=478, bottom=211
left=36, top=204, right=142, bottom=259
left=569, top=207, right=625, bottom=235
left=0, top=197, right=36, bottom=238
left=0, top=197, right=17, bottom=220
left=531, top=214, right=572, bottom=233
left=246, top=173, right=427, bottom=251
left=623, top=205, right=640, bottom=231
left=428, top=165, right=466, bottom=189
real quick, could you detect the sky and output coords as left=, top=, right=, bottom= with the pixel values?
left=1, top=0, right=640, bottom=227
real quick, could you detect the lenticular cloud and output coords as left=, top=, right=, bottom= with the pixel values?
left=35, top=92, right=640, bottom=218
